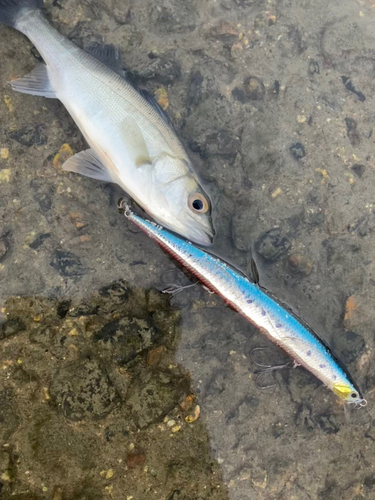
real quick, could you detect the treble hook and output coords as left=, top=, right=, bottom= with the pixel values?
left=250, top=347, right=293, bottom=390
left=159, top=269, right=198, bottom=309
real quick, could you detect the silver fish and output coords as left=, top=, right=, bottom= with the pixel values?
left=122, top=203, right=366, bottom=407
left=0, top=0, right=214, bottom=246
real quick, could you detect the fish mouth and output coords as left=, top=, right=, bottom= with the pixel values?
left=185, top=224, right=214, bottom=247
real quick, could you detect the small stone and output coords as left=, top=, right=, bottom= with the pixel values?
left=0, top=148, right=9, bottom=159
left=205, top=20, right=239, bottom=46
left=172, top=425, right=181, bottom=433
left=255, top=228, right=291, bottom=262
left=287, top=254, right=313, bottom=276
left=130, top=55, right=182, bottom=85
left=147, top=346, right=166, bottom=366
left=30, top=179, right=55, bottom=213
left=53, top=143, right=74, bottom=169
left=308, top=60, right=320, bottom=75
left=289, top=142, right=306, bottom=160
left=43, top=387, right=50, bottom=400
left=50, top=250, right=88, bottom=277
left=0, top=233, right=10, bottom=262
left=154, top=87, right=169, bottom=110
left=345, top=117, right=360, bottom=146
left=244, top=76, right=265, bottom=100
left=126, top=452, right=146, bottom=469
left=0, top=470, right=12, bottom=482
left=0, top=169, right=11, bottom=183
left=3, top=95, right=14, bottom=113
left=29, top=233, right=51, bottom=250
left=352, top=164, right=365, bottom=177
left=167, top=419, right=176, bottom=427
left=100, top=469, right=114, bottom=479
left=0, top=318, right=26, bottom=340
left=9, top=124, right=47, bottom=147
left=68, top=327, right=79, bottom=337
left=186, top=70, right=204, bottom=110
left=341, top=76, right=366, bottom=102
left=297, top=115, right=307, bottom=123
left=344, top=295, right=357, bottom=323
left=185, top=405, right=200, bottom=423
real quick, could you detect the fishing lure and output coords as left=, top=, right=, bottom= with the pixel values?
left=121, top=203, right=366, bottom=407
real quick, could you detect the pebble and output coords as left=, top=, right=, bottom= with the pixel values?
left=289, top=142, right=306, bottom=160
left=0, top=170, right=11, bottom=183
left=100, top=469, right=114, bottom=479
left=9, top=124, right=47, bottom=147
left=352, top=163, right=365, bottom=177
left=0, top=235, right=9, bottom=262
left=287, top=254, right=312, bottom=276
left=3, top=95, right=14, bottom=113
left=255, top=228, right=291, bottom=262
left=0, top=148, right=9, bottom=159
left=245, top=76, right=265, bottom=100
left=50, top=250, right=88, bottom=277
left=53, top=143, right=74, bottom=169
left=154, top=87, right=169, bottom=110
left=147, top=346, right=166, bottom=367
left=345, top=117, right=360, bottom=146
left=126, top=452, right=146, bottom=469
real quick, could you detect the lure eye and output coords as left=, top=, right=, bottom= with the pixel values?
left=351, top=392, right=358, bottom=399
left=188, top=193, right=210, bottom=214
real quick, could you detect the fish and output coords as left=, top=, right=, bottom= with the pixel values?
left=121, top=202, right=366, bottom=406
left=0, top=0, right=214, bottom=246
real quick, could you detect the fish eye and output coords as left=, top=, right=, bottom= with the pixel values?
left=188, top=193, right=210, bottom=214
left=351, top=392, right=358, bottom=399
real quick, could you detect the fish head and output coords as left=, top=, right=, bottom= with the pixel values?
left=332, top=382, right=366, bottom=406
left=146, top=154, right=214, bottom=246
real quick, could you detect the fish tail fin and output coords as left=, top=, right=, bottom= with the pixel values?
left=0, top=0, right=43, bottom=28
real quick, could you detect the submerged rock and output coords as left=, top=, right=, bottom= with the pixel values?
left=255, top=228, right=291, bottom=262
left=50, top=250, right=89, bottom=277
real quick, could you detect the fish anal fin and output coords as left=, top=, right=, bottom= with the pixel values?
left=63, top=148, right=114, bottom=183
left=9, top=63, right=56, bottom=98
left=86, top=43, right=125, bottom=77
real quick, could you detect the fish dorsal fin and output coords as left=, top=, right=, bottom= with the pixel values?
left=86, top=43, right=125, bottom=77
left=138, top=88, right=174, bottom=128
left=9, top=63, right=57, bottom=98
left=62, top=148, right=115, bottom=183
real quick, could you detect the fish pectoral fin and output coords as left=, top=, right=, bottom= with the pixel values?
left=63, top=148, right=114, bottom=183
left=85, top=43, right=126, bottom=77
left=9, top=63, right=57, bottom=98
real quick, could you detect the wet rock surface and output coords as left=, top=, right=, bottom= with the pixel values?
left=1, top=0, right=375, bottom=498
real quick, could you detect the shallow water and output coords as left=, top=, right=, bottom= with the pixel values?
left=1, top=0, right=375, bottom=498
